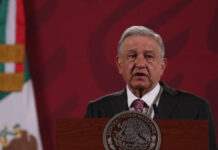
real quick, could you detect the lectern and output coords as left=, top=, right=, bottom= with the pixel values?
left=56, top=119, right=208, bottom=150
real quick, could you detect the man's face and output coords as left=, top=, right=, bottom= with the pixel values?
left=117, top=35, right=167, bottom=95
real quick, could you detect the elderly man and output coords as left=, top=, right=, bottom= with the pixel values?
left=84, top=26, right=217, bottom=149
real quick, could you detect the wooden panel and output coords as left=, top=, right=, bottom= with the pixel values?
left=56, top=119, right=208, bottom=150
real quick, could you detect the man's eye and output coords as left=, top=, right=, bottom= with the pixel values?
left=128, top=54, right=136, bottom=59
left=146, top=55, right=153, bottom=59
left=145, top=55, right=154, bottom=62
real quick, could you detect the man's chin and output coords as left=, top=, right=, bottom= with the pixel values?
left=131, top=83, right=152, bottom=91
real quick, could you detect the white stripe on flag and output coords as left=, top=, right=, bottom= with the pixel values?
left=5, top=63, right=15, bottom=73
left=6, top=0, right=16, bottom=44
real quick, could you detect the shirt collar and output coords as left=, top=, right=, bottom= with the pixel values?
left=127, top=83, right=160, bottom=108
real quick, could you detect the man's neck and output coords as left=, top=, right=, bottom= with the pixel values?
left=129, top=84, right=158, bottom=98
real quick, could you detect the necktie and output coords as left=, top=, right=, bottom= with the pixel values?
left=130, top=99, right=148, bottom=113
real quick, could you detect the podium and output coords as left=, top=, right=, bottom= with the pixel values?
left=56, top=119, right=208, bottom=150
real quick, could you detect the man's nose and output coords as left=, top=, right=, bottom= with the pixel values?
left=135, top=55, right=146, bottom=68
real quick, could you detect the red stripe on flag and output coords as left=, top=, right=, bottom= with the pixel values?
left=16, top=0, right=25, bottom=44
left=15, top=63, right=24, bottom=72
left=16, top=0, right=25, bottom=72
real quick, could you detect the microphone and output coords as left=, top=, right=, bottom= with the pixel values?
left=153, top=104, right=158, bottom=119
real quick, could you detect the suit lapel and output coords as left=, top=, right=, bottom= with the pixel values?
left=155, top=82, right=179, bottom=119
left=111, top=89, right=128, bottom=116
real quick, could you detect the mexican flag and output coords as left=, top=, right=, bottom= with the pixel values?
left=0, top=0, right=43, bottom=149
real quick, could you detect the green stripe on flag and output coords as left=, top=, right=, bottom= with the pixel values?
left=0, top=0, right=9, bottom=43
left=0, top=63, right=4, bottom=72
left=24, top=57, right=30, bottom=82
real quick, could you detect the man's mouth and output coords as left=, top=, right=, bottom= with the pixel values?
left=134, top=72, right=146, bottom=77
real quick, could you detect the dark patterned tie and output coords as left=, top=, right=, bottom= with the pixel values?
left=131, top=99, right=148, bottom=113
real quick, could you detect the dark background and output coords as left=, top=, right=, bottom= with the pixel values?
left=23, top=0, right=218, bottom=149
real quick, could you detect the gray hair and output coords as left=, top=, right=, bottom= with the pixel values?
left=118, top=26, right=165, bottom=58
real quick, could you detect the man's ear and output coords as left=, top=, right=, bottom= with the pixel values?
left=115, top=56, right=122, bottom=74
left=161, top=57, right=167, bottom=72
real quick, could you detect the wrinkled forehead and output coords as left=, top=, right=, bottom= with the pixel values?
left=120, top=35, right=161, bottom=52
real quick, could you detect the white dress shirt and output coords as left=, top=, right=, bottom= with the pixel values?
left=127, top=83, right=161, bottom=118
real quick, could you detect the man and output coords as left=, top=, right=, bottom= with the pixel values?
left=84, top=26, right=217, bottom=149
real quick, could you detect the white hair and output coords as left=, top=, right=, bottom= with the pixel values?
left=118, top=26, right=165, bottom=58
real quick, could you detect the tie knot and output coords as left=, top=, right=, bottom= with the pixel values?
left=131, top=99, right=145, bottom=112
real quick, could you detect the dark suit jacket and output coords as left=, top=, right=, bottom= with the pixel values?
left=84, top=82, right=217, bottom=150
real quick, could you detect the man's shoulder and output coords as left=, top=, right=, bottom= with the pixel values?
left=162, top=82, right=209, bottom=106
left=176, top=89, right=208, bottom=104
left=160, top=82, right=212, bottom=120
left=89, top=90, right=125, bottom=105
left=84, top=89, right=126, bottom=118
